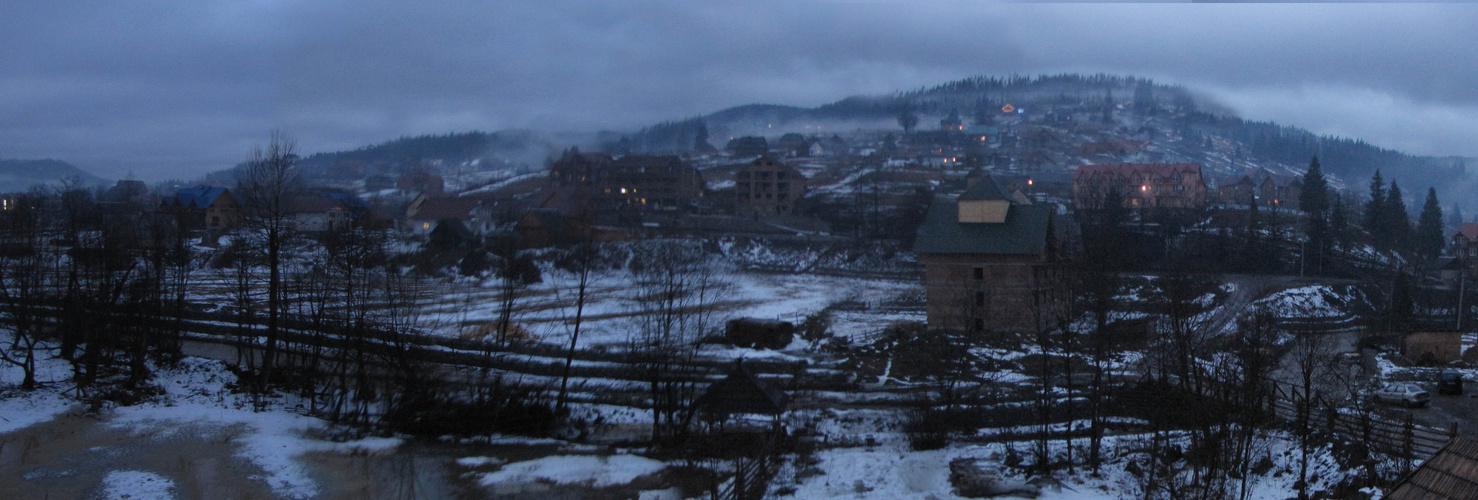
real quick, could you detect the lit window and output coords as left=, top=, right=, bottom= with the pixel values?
left=422, top=222, right=430, bottom=230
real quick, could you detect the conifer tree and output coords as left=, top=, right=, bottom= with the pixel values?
left=1299, top=157, right=1330, bottom=273
left=1298, top=157, right=1329, bottom=216
left=1364, top=170, right=1385, bottom=238
left=1416, top=187, right=1445, bottom=260
left=1329, top=192, right=1349, bottom=249
left=1382, top=181, right=1412, bottom=252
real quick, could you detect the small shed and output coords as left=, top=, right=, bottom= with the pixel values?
left=1405, top=331, right=1469, bottom=366
left=692, top=362, right=788, bottom=418
left=1387, top=437, right=1478, bottom=499
left=725, top=318, right=794, bottom=350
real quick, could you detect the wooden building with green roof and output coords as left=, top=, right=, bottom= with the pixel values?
left=914, top=175, right=1067, bottom=333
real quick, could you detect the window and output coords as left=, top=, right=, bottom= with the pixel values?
left=973, top=318, right=985, bottom=332
left=973, top=266, right=984, bottom=280
left=975, top=291, right=986, bottom=307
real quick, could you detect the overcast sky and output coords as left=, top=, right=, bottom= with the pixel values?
left=4, top=1, right=1478, bottom=181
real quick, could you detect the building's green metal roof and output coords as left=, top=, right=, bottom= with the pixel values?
left=959, top=178, right=1011, bottom=201
left=913, top=200, right=1052, bottom=255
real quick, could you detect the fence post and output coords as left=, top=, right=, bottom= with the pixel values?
left=1403, top=414, right=1416, bottom=471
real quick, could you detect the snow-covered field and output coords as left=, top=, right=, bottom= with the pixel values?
left=424, top=268, right=924, bottom=349
left=0, top=261, right=1401, bottom=500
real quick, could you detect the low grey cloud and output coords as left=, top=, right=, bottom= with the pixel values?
left=3, top=1, right=1476, bottom=180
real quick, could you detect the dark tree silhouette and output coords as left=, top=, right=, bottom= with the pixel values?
left=1299, top=157, right=1330, bottom=273
left=897, top=111, right=919, bottom=134
left=1416, top=187, right=1445, bottom=261
left=235, top=131, right=303, bottom=388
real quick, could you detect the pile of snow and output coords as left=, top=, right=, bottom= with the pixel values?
left=1254, top=285, right=1358, bottom=319
left=101, top=470, right=176, bottom=500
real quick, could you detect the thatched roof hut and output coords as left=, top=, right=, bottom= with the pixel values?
left=692, top=362, right=788, bottom=417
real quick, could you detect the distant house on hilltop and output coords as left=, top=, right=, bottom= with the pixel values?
left=289, top=191, right=368, bottom=233
left=1077, top=140, right=1147, bottom=156
left=1216, top=175, right=1258, bottom=205
left=397, top=169, right=444, bottom=194
left=1451, top=223, right=1478, bottom=260
left=162, top=185, right=239, bottom=230
left=1215, top=169, right=1301, bottom=209
left=940, top=110, right=964, bottom=132
left=915, top=175, right=1067, bottom=333
left=1257, top=175, right=1302, bottom=210
left=776, top=133, right=809, bottom=157
left=1072, top=163, right=1206, bottom=209
left=726, top=136, right=770, bottom=158
left=404, top=193, right=477, bottom=236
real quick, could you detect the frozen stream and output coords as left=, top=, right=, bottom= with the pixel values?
left=0, top=412, right=473, bottom=499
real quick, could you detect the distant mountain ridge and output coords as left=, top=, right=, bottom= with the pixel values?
left=205, top=130, right=555, bottom=184
left=0, top=159, right=106, bottom=193
left=193, top=73, right=1470, bottom=206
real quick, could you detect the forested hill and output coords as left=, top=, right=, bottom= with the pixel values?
left=206, top=130, right=553, bottom=183
left=0, top=159, right=106, bottom=193
left=622, top=73, right=1467, bottom=190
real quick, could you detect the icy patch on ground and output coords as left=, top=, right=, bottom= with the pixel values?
left=101, top=470, right=176, bottom=500
left=477, top=454, right=666, bottom=488
left=457, top=456, right=509, bottom=468
left=0, top=390, right=74, bottom=435
left=108, top=358, right=403, bottom=499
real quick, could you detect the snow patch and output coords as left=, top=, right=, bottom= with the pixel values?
left=478, top=454, right=666, bottom=488
left=0, top=390, right=74, bottom=435
left=101, top=470, right=176, bottom=500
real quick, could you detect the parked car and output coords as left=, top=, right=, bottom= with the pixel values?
left=1438, top=371, right=1464, bottom=395
left=1374, top=383, right=1430, bottom=408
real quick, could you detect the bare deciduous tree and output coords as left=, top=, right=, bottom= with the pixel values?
left=235, top=131, right=302, bottom=388
left=557, top=240, right=598, bottom=413
left=625, top=241, right=728, bottom=445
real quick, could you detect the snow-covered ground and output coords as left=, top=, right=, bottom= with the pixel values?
left=101, top=470, right=177, bottom=500
left=778, top=408, right=1362, bottom=500
left=0, top=338, right=78, bottom=434
left=1254, top=285, right=1362, bottom=319
left=425, top=268, right=923, bottom=350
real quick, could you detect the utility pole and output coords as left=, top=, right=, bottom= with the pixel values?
left=1458, top=271, right=1467, bottom=331
left=1300, top=240, right=1306, bottom=278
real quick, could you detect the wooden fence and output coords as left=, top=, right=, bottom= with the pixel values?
left=1269, top=381, right=1455, bottom=461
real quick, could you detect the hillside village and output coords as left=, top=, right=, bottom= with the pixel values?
left=6, top=75, right=1478, bottom=499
